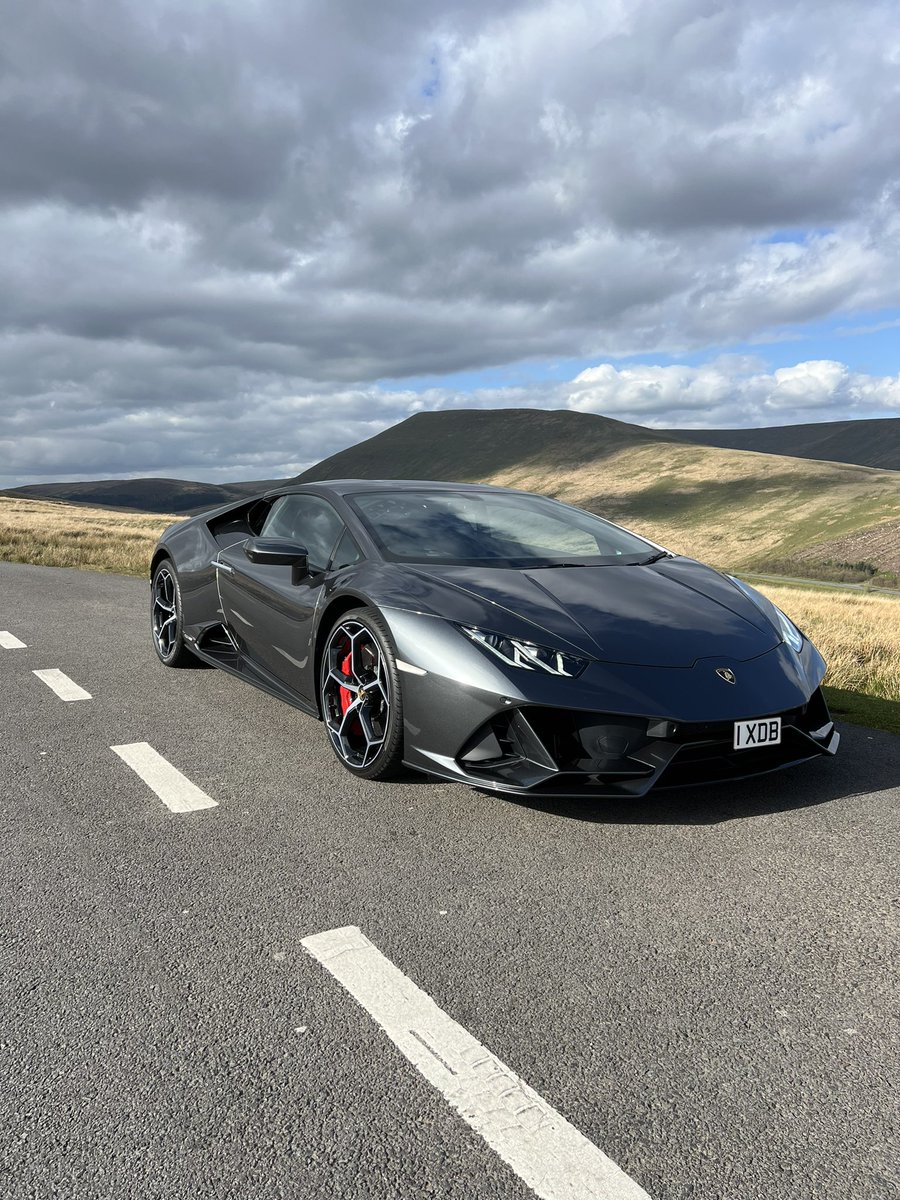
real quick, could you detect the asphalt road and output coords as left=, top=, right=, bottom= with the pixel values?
left=737, top=571, right=900, bottom=598
left=1, top=561, right=897, bottom=1200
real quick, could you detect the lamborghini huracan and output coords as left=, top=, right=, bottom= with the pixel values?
left=149, top=480, right=839, bottom=798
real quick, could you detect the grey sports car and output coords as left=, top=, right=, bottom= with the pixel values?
left=150, top=479, right=839, bottom=798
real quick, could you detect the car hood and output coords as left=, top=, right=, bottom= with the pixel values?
left=403, top=557, right=781, bottom=668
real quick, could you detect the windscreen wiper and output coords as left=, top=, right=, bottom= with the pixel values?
left=640, top=550, right=673, bottom=565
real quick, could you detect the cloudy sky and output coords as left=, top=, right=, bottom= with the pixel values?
left=2, top=0, right=899, bottom=487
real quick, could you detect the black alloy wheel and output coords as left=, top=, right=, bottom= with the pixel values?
left=320, top=608, right=405, bottom=780
left=151, top=561, right=194, bottom=667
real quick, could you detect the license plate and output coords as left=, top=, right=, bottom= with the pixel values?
left=733, top=716, right=782, bottom=750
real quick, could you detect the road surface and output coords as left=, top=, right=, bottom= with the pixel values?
left=1, top=561, right=897, bottom=1199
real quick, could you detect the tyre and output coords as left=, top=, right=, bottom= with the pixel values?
left=151, top=560, right=196, bottom=668
left=320, top=608, right=405, bottom=780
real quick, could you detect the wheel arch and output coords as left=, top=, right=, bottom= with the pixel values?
left=150, top=546, right=172, bottom=581
left=312, top=592, right=373, bottom=717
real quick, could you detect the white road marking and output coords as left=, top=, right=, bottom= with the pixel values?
left=32, top=668, right=92, bottom=701
left=110, top=742, right=218, bottom=813
left=301, top=925, right=651, bottom=1200
left=0, top=631, right=27, bottom=649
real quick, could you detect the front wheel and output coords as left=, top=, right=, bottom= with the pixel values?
left=151, top=560, right=195, bottom=667
left=320, top=608, right=405, bottom=780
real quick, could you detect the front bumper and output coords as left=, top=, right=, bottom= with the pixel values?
left=382, top=607, right=838, bottom=799
left=412, top=687, right=839, bottom=798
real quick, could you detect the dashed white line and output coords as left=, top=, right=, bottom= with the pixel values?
left=0, top=631, right=27, bottom=649
left=301, top=925, right=651, bottom=1200
left=32, top=668, right=92, bottom=701
left=110, top=742, right=218, bottom=814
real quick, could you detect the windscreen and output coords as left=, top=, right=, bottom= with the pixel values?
left=350, top=490, right=658, bottom=567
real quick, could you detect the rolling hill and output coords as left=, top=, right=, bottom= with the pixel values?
left=0, top=476, right=288, bottom=515
left=6, top=409, right=900, bottom=584
left=297, top=408, right=680, bottom=482
left=295, top=409, right=900, bottom=581
left=665, top=417, right=900, bottom=472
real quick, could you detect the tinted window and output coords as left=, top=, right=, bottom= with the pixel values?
left=350, top=490, right=655, bottom=566
left=331, top=527, right=362, bottom=571
left=261, top=495, right=344, bottom=573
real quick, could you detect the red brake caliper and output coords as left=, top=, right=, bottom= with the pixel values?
left=339, top=651, right=354, bottom=716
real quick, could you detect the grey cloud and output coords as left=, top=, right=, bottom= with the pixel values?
left=1, top=0, right=899, bottom=486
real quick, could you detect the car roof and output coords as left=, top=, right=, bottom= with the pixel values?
left=265, top=479, right=520, bottom=499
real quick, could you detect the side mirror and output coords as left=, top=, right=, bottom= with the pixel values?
left=244, top=537, right=309, bottom=584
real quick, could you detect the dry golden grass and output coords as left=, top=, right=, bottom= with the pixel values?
left=488, top=442, right=900, bottom=571
left=756, top=583, right=900, bottom=701
left=0, top=496, right=181, bottom=576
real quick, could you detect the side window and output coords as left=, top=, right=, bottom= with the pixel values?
left=261, top=495, right=344, bottom=573
left=331, top=528, right=362, bottom=571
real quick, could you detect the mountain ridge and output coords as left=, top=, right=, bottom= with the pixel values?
left=0, top=476, right=289, bottom=515
left=665, top=416, right=900, bottom=472
left=294, top=408, right=679, bottom=484
left=4, top=409, right=900, bottom=582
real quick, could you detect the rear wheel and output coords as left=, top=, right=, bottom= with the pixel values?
left=151, top=560, right=195, bottom=667
left=320, top=608, right=405, bottom=780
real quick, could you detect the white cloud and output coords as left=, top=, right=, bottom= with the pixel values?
left=567, top=359, right=900, bottom=427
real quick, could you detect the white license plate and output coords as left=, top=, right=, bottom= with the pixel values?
left=733, top=716, right=782, bottom=750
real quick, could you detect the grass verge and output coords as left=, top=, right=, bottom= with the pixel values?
left=755, top=583, right=900, bottom=738
left=822, top=687, right=900, bottom=738
left=755, top=584, right=900, bottom=702
left=0, top=496, right=178, bottom=576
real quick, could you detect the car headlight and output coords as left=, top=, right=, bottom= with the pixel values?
left=731, top=577, right=804, bottom=653
left=775, top=607, right=804, bottom=653
left=459, top=626, right=588, bottom=677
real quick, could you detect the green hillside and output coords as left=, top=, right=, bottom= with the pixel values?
left=297, top=408, right=900, bottom=582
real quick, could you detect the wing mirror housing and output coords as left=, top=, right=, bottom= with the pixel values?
left=244, top=537, right=309, bottom=584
